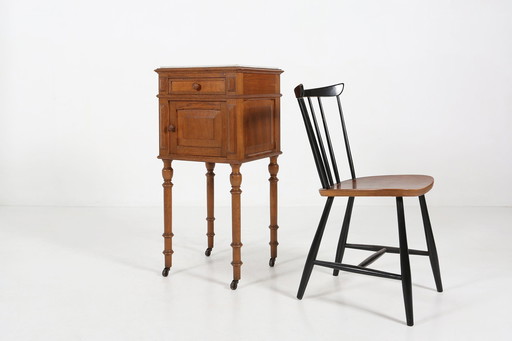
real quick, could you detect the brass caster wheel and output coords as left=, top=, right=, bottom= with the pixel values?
left=269, top=257, right=276, bottom=267
left=162, top=267, right=170, bottom=277
left=230, top=280, right=239, bottom=290
left=205, top=248, right=212, bottom=257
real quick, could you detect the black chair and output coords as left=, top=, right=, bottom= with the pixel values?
left=294, top=83, right=443, bottom=326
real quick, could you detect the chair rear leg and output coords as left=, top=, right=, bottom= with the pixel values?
left=419, top=195, right=443, bottom=292
left=333, top=197, right=354, bottom=276
left=396, top=197, right=413, bottom=326
left=297, top=197, right=334, bottom=299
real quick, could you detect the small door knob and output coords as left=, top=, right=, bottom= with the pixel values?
left=168, top=124, right=176, bottom=132
left=192, top=83, right=202, bottom=91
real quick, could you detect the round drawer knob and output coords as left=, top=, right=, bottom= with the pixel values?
left=168, top=124, right=176, bottom=132
left=192, top=83, right=202, bottom=91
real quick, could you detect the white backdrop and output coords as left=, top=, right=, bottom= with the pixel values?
left=1, top=0, right=511, bottom=207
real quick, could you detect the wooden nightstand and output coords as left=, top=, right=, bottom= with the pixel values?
left=155, top=66, right=283, bottom=289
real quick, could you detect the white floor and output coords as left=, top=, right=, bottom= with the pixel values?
left=1, top=204, right=511, bottom=340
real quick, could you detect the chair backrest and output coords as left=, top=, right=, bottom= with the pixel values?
left=294, top=83, right=356, bottom=190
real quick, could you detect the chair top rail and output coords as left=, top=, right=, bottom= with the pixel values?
left=295, top=83, right=344, bottom=98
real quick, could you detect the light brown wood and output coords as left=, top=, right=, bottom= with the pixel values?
left=230, top=164, right=243, bottom=281
left=156, top=66, right=282, bottom=287
left=319, top=175, right=434, bottom=197
left=169, top=78, right=226, bottom=94
left=156, top=66, right=283, bottom=163
left=162, top=160, right=174, bottom=268
left=205, top=162, right=215, bottom=252
left=169, top=101, right=226, bottom=157
left=268, top=156, right=279, bottom=260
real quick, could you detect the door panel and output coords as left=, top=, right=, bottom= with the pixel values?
left=170, top=101, right=226, bottom=157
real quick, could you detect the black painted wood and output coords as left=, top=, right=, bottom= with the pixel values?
left=333, top=196, right=354, bottom=276
left=358, top=248, right=387, bottom=268
left=294, top=82, right=443, bottom=327
left=315, top=260, right=401, bottom=280
left=396, top=197, right=414, bottom=326
left=345, top=243, right=429, bottom=256
left=297, top=197, right=334, bottom=300
left=419, top=195, right=443, bottom=292
left=295, top=83, right=354, bottom=189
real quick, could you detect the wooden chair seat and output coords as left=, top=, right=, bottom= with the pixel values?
left=319, top=175, right=434, bottom=197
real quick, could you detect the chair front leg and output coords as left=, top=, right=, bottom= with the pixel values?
left=333, top=196, right=354, bottom=276
left=396, top=197, right=413, bottom=326
left=297, top=197, right=334, bottom=300
left=419, top=195, right=443, bottom=292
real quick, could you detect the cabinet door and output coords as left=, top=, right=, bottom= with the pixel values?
left=169, top=101, right=227, bottom=157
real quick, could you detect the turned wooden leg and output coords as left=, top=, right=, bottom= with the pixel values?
left=229, top=163, right=243, bottom=290
left=268, top=156, right=279, bottom=267
left=161, top=159, right=174, bottom=277
left=205, top=162, right=215, bottom=257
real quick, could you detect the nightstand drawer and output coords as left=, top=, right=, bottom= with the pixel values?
left=169, top=78, right=226, bottom=94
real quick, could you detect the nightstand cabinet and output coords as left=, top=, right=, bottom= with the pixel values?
left=155, top=66, right=283, bottom=289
